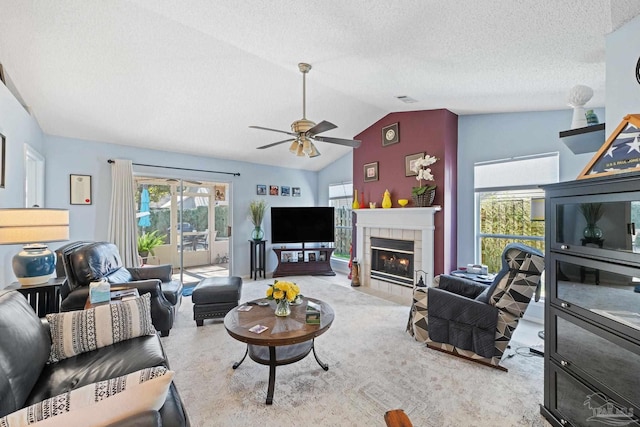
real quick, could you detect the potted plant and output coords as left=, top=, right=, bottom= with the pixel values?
left=249, top=200, right=268, bottom=241
left=137, top=230, right=167, bottom=258
left=410, top=154, right=438, bottom=206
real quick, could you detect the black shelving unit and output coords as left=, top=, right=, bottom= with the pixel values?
left=541, top=174, right=640, bottom=426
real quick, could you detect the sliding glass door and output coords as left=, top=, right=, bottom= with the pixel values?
left=134, top=177, right=230, bottom=279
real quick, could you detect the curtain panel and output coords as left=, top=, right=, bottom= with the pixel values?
left=108, top=159, right=140, bottom=267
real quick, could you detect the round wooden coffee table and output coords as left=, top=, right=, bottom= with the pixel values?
left=223, top=297, right=334, bottom=404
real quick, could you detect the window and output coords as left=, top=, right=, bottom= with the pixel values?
left=477, top=189, right=545, bottom=272
left=474, top=153, right=558, bottom=272
left=329, top=182, right=353, bottom=259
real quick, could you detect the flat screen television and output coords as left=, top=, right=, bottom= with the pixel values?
left=270, top=207, right=335, bottom=244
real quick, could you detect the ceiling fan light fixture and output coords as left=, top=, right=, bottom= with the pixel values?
left=296, top=143, right=305, bottom=157
left=288, top=140, right=299, bottom=153
left=309, top=142, right=320, bottom=157
left=302, top=138, right=312, bottom=154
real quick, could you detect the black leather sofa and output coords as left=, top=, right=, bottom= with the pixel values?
left=56, top=241, right=183, bottom=336
left=0, top=290, right=189, bottom=426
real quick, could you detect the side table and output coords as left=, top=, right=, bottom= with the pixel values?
left=449, top=270, right=495, bottom=284
left=7, top=277, right=65, bottom=317
left=249, top=239, right=266, bottom=280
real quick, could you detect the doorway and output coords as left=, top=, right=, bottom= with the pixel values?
left=134, top=177, right=230, bottom=284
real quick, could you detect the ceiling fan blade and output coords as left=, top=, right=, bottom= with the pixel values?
left=307, top=120, right=337, bottom=136
left=249, top=125, right=297, bottom=137
left=312, top=135, right=362, bottom=148
left=257, top=138, right=296, bottom=149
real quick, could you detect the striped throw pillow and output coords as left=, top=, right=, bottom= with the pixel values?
left=46, top=293, right=155, bottom=363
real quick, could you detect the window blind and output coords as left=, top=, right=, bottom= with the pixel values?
left=474, top=152, right=559, bottom=192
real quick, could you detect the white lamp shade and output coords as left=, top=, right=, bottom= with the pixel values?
left=0, top=208, right=69, bottom=245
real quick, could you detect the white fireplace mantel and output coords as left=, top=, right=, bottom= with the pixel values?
left=355, top=206, right=441, bottom=293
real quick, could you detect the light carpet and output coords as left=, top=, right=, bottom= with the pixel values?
left=160, top=275, right=549, bottom=427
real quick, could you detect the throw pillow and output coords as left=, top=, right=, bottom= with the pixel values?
left=0, top=366, right=173, bottom=427
left=46, top=293, right=155, bottom=363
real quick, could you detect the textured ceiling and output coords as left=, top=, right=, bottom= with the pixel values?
left=1, top=1, right=639, bottom=171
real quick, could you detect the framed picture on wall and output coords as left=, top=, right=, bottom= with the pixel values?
left=405, top=152, right=425, bottom=177
left=382, top=122, right=399, bottom=146
left=269, top=185, right=279, bottom=196
left=364, top=161, right=379, bottom=182
left=0, top=133, right=5, bottom=188
left=215, top=185, right=226, bottom=201
left=70, top=174, right=92, bottom=205
left=281, top=186, right=290, bottom=196
left=292, top=187, right=301, bottom=197
left=257, top=184, right=267, bottom=195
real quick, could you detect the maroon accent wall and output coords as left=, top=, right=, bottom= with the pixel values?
left=353, top=109, right=458, bottom=276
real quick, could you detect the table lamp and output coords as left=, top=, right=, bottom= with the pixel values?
left=0, top=208, right=69, bottom=286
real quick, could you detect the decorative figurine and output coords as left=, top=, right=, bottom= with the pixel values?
left=382, top=189, right=392, bottom=209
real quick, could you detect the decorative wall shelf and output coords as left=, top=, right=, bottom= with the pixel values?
left=559, top=123, right=605, bottom=154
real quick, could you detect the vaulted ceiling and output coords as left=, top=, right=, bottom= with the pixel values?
left=1, top=1, right=639, bottom=171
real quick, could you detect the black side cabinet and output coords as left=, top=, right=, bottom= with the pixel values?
left=541, top=174, right=640, bottom=426
left=7, top=277, right=64, bottom=317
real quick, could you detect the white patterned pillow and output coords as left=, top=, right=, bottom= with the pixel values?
left=46, top=293, right=155, bottom=363
left=0, top=366, right=173, bottom=427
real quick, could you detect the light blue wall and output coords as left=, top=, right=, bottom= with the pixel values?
left=317, top=151, right=353, bottom=274
left=42, top=136, right=318, bottom=277
left=317, top=151, right=353, bottom=205
left=456, top=107, right=605, bottom=266
left=606, top=14, right=640, bottom=132
left=0, top=84, right=47, bottom=286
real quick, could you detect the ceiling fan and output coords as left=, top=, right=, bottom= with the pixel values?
left=251, top=63, right=361, bottom=158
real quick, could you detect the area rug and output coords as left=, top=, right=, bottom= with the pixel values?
left=161, top=276, right=548, bottom=427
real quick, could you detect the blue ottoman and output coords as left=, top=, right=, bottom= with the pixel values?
left=192, top=276, right=242, bottom=326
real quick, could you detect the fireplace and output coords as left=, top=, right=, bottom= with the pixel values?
left=355, top=207, right=439, bottom=302
left=370, top=237, right=414, bottom=287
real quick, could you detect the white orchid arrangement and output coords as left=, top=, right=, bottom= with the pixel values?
left=410, top=154, right=438, bottom=197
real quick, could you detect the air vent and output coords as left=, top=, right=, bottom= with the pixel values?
left=396, top=95, right=418, bottom=104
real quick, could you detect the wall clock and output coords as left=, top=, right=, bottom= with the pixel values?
left=382, top=123, right=400, bottom=146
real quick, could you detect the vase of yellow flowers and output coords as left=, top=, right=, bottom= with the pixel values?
left=266, top=280, right=300, bottom=317
left=410, top=154, right=438, bottom=207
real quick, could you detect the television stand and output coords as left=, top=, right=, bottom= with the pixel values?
left=272, top=244, right=335, bottom=277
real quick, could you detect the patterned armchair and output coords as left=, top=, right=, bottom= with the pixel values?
left=408, top=243, right=544, bottom=370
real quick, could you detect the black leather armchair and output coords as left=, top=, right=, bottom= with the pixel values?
left=409, top=243, right=544, bottom=369
left=57, top=241, right=182, bottom=336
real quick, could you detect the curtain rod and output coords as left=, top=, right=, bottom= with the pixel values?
left=107, top=159, right=240, bottom=176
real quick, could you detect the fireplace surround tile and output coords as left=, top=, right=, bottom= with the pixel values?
left=355, top=207, right=440, bottom=300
